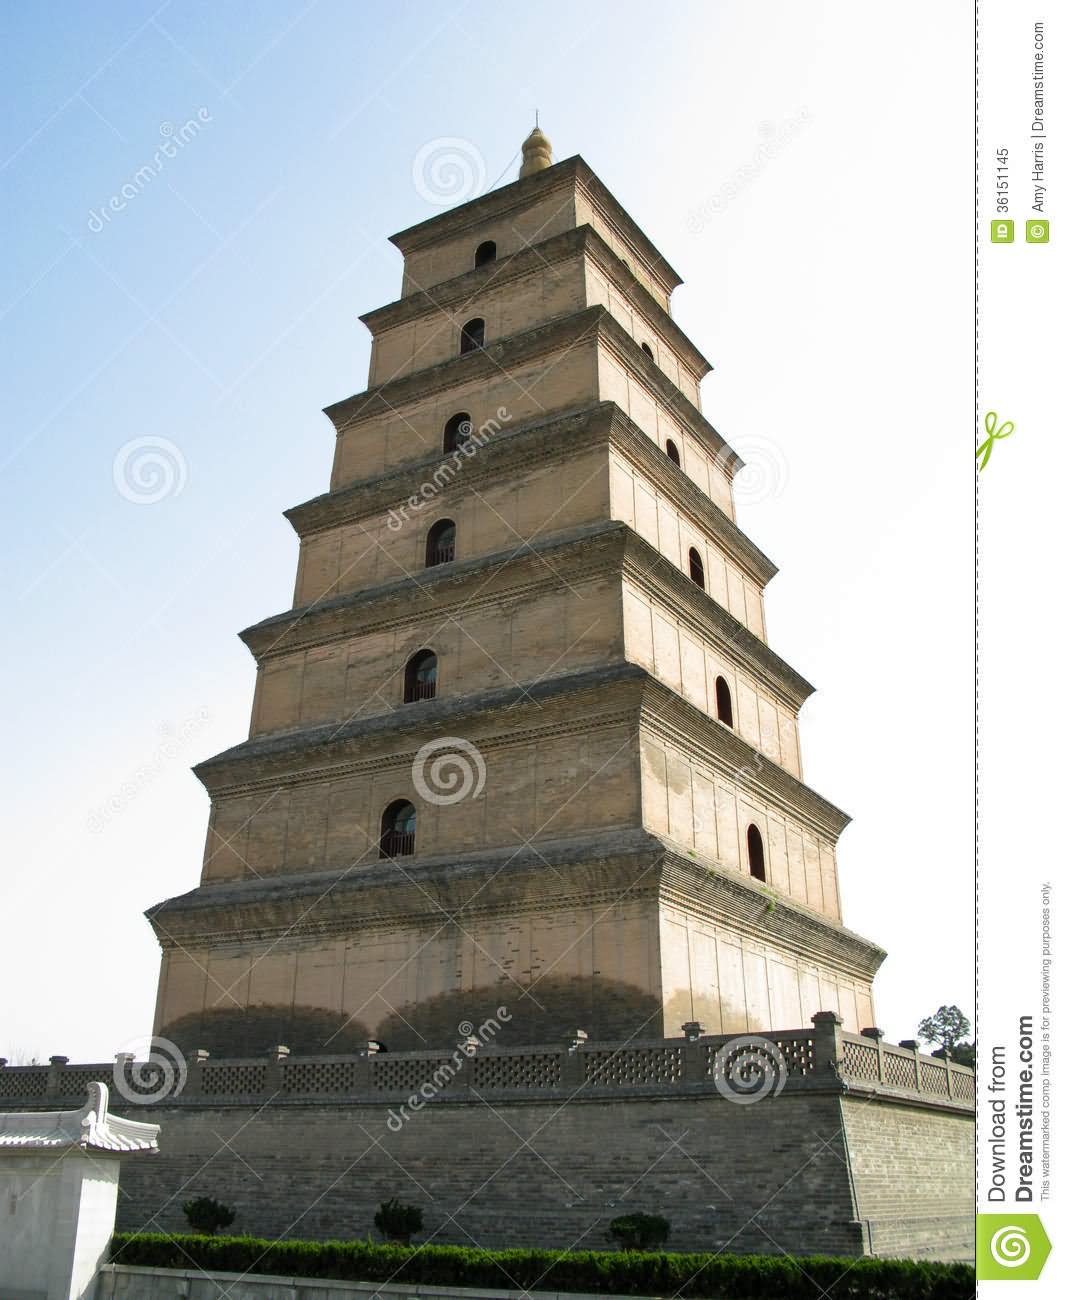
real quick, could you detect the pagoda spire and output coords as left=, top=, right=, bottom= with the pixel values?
left=519, top=123, right=553, bottom=178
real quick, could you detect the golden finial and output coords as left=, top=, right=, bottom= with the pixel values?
left=519, top=122, right=553, bottom=178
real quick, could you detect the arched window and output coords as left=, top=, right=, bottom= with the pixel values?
left=665, top=439, right=681, bottom=466
left=747, top=825, right=766, bottom=882
left=641, top=342, right=654, bottom=360
left=715, top=676, right=734, bottom=728
left=425, top=519, right=455, bottom=567
left=474, top=240, right=496, bottom=268
left=403, top=650, right=437, bottom=703
left=443, top=412, right=473, bottom=453
left=380, top=800, right=417, bottom=858
left=460, top=317, right=485, bottom=354
left=688, top=547, right=705, bottom=590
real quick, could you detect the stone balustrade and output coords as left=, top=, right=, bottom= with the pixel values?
left=0, top=1014, right=974, bottom=1112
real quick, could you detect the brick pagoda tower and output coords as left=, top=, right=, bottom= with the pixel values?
left=149, top=128, right=885, bottom=1057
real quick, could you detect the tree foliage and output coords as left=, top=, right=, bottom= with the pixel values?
left=918, top=1005, right=972, bottom=1051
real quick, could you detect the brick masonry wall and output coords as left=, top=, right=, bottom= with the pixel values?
left=841, top=1096, right=975, bottom=1259
left=110, top=1089, right=973, bottom=1261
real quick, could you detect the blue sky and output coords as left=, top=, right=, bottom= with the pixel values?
left=0, top=1, right=973, bottom=1060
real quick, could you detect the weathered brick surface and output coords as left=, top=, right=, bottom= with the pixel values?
left=110, top=1090, right=973, bottom=1260
left=840, top=1096, right=975, bottom=1258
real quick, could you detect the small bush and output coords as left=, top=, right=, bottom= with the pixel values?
left=373, top=1198, right=423, bottom=1245
left=110, top=1232, right=976, bottom=1298
left=608, top=1213, right=671, bottom=1250
left=181, top=1197, right=235, bottom=1235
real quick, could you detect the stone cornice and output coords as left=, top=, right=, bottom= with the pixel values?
left=240, top=519, right=625, bottom=661
left=285, top=400, right=773, bottom=586
left=240, top=517, right=804, bottom=714
left=637, top=833, right=881, bottom=972
left=194, top=661, right=647, bottom=795
left=195, top=654, right=839, bottom=848
left=656, top=849, right=885, bottom=982
left=147, top=828, right=661, bottom=947
left=322, top=306, right=604, bottom=435
left=606, top=407, right=774, bottom=587
left=388, top=155, right=683, bottom=298
left=145, top=830, right=882, bottom=985
left=286, top=403, right=616, bottom=537
left=617, top=528, right=810, bottom=710
left=322, top=307, right=736, bottom=475
left=638, top=677, right=850, bottom=838
left=362, top=225, right=711, bottom=382
left=595, top=312, right=734, bottom=468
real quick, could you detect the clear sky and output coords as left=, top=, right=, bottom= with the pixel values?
left=1, top=0, right=973, bottom=1062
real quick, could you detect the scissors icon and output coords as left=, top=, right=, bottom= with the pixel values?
left=976, top=411, right=1015, bottom=471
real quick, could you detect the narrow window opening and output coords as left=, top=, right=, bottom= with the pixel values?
left=460, top=317, right=485, bottom=354
left=443, top=412, right=473, bottom=452
left=474, top=240, right=496, bottom=268
left=665, top=439, right=681, bottom=466
left=747, top=825, right=766, bottom=882
left=715, top=676, right=734, bottom=728
left=426, top=519, right=456, bottom=567
left=403, top=650, right=438, bottom=703
left=380, top=800, right=417, bottom=858
left=688, top=547, right=705, bottom=590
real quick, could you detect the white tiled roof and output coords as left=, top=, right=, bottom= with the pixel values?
left=0, top=1082, right=159, bottom=1154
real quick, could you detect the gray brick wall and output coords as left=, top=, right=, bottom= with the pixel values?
left=112, top=1089, right=973, bottom=1260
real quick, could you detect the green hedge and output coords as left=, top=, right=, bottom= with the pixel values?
left=110, top=1233, right=974, bottom=1299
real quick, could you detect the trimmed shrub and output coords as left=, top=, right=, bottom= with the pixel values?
left=373, top=1198, right=423, bottom=1245
left=608, top=1213, right=671, bottom=1250
left=181, top=1197, right=235, bottom=1235
left=110, top=1232, right=975, bottom=1299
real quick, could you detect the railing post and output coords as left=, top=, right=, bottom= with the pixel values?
left=899, top=1040, right=923, bottom=1093
left=453, top=1037, right=479, bottom=1094
left=811, top=1012, right=844, bottom=1082
left=266, top=1045, right=289, bottom=1094
left=362, top=1041, right=381, bottom=1094
left=183, top=1049, right=209, bottom=1099
left=562, top=1029, right=587, bottom=1088
left=860, top=1026, right=886, bottom=1082
left=46, top=1055, right=69, bottom=1099
left=681, top=1021, right=705, bottom=1083
left=943, top=1047, right=955, bottom=1099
